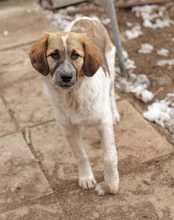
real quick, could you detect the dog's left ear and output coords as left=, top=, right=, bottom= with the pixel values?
left=79, top=34, right=102, bottom=77
left=28, top=32, right=49, bottom=76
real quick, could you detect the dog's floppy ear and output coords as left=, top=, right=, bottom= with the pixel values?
left=29, top=32, right=49, bottom=76
left=79, top=34, right=102, bottom=77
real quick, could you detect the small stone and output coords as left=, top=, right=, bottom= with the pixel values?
left=17, top=185, right=22, bottom=190
left=167, top=66, right=172, bottom=71
left=142, top=179, right=151, bottom=185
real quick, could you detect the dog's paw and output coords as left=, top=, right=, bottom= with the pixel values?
left=109, top=184, right=119, bottom=194
left=105, top=169, right=119, bottom=194
left=79, top=177, right=97, bottom=190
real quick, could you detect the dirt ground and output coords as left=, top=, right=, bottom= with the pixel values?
left=38, top=2, right=174, bottom=220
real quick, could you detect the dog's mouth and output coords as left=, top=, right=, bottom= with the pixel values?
left=59, top=83, right=74, bottom=89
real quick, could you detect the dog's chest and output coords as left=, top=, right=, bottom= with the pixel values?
left=44, top=73, right=110, bottom=127
left=56, top=85, right=102, bottom=126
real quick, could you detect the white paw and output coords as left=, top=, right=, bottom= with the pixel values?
left=109, top=183, right=119, bottom=194
left=105, top=169, right=119, bottom=194
left=79, top=177, right=97, bottom=190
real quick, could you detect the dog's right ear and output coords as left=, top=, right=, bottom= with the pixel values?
left=29, top=32, right=49, bottom=76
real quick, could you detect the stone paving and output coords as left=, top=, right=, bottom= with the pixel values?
left=0, top=1, right=173, bottom=219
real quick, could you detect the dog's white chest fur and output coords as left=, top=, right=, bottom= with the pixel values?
left=44, top=67, right=110, bottom=129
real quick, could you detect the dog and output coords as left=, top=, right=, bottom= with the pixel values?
left=29, top=17, right=120, bottom=194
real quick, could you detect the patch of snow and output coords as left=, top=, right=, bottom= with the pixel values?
left=125, top=25, right=143, bottom=40
left=126, top=22, right=133, bottom=27
left=3, top=30, right=9, bottom=36
left=157, top=59, right=174, bottom=66
left=115, top=72, right=153, bottom=103
left=46, top=10, right=75, bottom=30
left=102, top=18, right=111, bottom=25
left=95, top=185, right=105, bottom=196
left=132, top=4, right=173, bottom=29
left=132, top=5, right=158, bottom=18
left=157, top=48, right=169, bottom=57
left=143, top=97, right=174, bottom=134
left=122, top=50, right=129, bottom=60
left=167, top=93, right=174, bottom=98
left=66, top=6, right=76, bottom=11
left=143, top=19, right=153, bottom=28
left=124, top=59, right=136, bottom=69
left=138, top=43, right=154, bottom=54
left=141, top=90, right=154, bottom=103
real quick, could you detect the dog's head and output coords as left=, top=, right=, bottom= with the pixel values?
left=29, top=32, right=102, bottom=89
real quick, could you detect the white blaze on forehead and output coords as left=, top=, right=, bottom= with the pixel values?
left=61, top=35, right=76, bottom=73
left=62, top=35, right=68, bottom=55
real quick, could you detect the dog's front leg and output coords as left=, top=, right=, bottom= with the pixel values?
left=98, top=122, right=119, bottom=194
left=61, top=125, right=96, bottom=190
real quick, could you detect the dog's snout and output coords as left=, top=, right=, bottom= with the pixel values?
left=60, top=73, right=73, bottom=83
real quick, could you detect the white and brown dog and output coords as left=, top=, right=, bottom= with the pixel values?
left=29, top=17, right=120, bottom=194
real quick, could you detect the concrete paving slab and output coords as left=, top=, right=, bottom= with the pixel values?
left=1, top=76, right=54, bottom=128
left=0, top=0, right=57, bottom=51
left=116, top=100, right=173, bottom=163
left=30, top=100, right=173, bottom=184
left=0, top=45, right=36, bottom=86
left=30, top=121, right=77, bottom=181
left=0, top=97, right=16, bottom=137
left=0, top=203, right=63, bottom=220
left=0, top=133, right=53, bottom=211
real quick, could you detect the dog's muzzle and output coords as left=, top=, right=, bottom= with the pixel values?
left=52, top=60, right=77, bottom=89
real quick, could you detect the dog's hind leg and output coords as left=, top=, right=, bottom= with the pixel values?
left=105, top=44, right=120, bottom=125
left=98, top=120, right=119, bottom=194
left=61, top=125, right=96, bottom=190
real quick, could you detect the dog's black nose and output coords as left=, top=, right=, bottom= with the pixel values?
left=60, top=73, right=73, bottom=83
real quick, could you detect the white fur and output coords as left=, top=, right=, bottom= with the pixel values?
left=44, top=17, right=120, bottom=194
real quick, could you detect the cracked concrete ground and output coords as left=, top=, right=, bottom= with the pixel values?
left=0, top=1, right=174, bottom=219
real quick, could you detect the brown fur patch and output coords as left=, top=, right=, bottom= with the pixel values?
left=77, top=33, right=102, bottom=77
left=29, top=32, right=50, bottom=75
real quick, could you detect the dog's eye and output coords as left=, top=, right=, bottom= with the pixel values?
left=71, top=52, right=80, bottom=60
left=50, top=52, right=60, bottom=60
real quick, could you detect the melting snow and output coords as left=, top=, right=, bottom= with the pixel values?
left=132, top=5, right=173, bottom=29
left=125, top=25, right=143, bottom=40
left=157, top=48, right=169, bottom=56
left=138, top=43, right=154, bottom=54
left=95, top=185, right=105, bottom=196
left=143, top=96, right=174, bottom=134
left=157, top=59, right=174, bottom=66
left=115, top=72, right=154, bottom=103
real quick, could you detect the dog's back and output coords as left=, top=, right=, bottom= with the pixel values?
left=65, top=17, right=113, bottom=74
